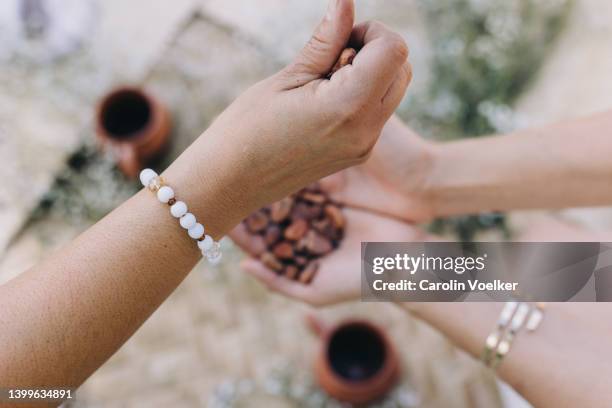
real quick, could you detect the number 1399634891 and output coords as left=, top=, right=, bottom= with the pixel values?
left=3, top=388, right=74, bottom=402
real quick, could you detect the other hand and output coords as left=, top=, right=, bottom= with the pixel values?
left=320, top=115, right=437, bottom=223
left=239, top=209, right=429, bottom=306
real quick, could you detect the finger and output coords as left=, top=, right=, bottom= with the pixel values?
left=318, top=171, right=359, bottom=207
left=229, top=223, right=266, bottom=256
left=319, top=172, right=347, bottom=194
left=381, top=60, right=412, bottom=112
left=241, top=259, right=313, bottom=301
left=346, top=21, right=409, bottom=99
left=280, top=0, right=355, bottom=88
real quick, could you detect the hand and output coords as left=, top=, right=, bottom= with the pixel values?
left=239, top=209, right=429, bottom=306
left=199, top=0, right=412, bottom=219
left=320, top=115, right=438, bottom=223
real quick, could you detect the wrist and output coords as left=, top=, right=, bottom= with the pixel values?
left=162, top=129, right=252, bottom=239
left=405, top=138, right=443, bottom=222
left=420, top=139, right=473, bottom=221
left=425, top=137, right=511, bottom=219
left=420, top=141, right=444, bottom=220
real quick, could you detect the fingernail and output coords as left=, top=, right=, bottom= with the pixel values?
left=326, top=0, right=338, bottom=20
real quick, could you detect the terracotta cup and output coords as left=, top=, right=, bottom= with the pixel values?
left=308, top=316, right=400, bottom=405
left=96, top=86, right=171, bottom=178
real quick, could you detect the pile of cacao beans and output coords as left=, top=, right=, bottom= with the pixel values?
left=241, top=184, right=345, bottom=284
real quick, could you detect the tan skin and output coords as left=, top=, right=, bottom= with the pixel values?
left=237, top=113, right=612, bottom=407
left=0, top=0, right=413, bottom=404
left=319, top=110, right=612, bottom=223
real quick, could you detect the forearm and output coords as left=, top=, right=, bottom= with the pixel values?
left=424, top=111, right=612, bottom=217
left=400, top=303, right=612, bottom=407
left=0, top=128, right=248, bottom=389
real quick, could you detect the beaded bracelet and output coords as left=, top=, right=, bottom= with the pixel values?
left=139, top=168, right=222, bottom=265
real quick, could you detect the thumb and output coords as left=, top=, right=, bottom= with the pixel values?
left=281, top=0, right=354, bottom=88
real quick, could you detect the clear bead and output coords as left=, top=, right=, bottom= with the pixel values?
left=208, top=252, right=222, bottom=265
left=204, top=241, right=221, bottom=260
left=147, top=176, right=165, bottom=192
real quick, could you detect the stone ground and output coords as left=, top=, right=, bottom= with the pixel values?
left=3, top=0, right=611, bottom=406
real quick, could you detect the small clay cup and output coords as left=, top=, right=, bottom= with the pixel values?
left=96, top=87, right=171, bottom=178
left=308, top=316, right=400, bottom=405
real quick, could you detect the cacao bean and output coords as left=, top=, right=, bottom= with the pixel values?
left=299, top=262, right=319, bottom=284
left=301, top=192, right=327, bottom=204
left=273, top=242, right=294, bottom=259
left=304, top=230, right=333, bottom=255
left=246, top=210, right=269, bottom=233
left=324, top=204, right=345, bottom=229
left=270, top=197, right=294, bottom=222
left=264, top=225, right=282, bottom=247
left=329, top=48, right=357, bottom=77
left=284, top=218, right=308, bottom=241
left=261, top=252, right=283, bottom=272
left=314, top=217, right=342, bottom=241
left=295, top=236, right=308, bottom=252
left=292, top=202, right=322, bottom=220
left=284, top=265, right=299, bottom=280
left=312, top=218, right=331, bottom=234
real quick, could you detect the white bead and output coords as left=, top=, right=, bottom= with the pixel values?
left=157, top=186, right=175, bottom=203
left=170, top=201, right=188, bottom=218
left=207, top=252, right=222, bottom=265
left=188, top=223, right=205, bottom=239
left=180, top=213, right=196, bottom=229
left=139, top=168, right=157, bottom=187
left=197, top=235, right=214, bottom=252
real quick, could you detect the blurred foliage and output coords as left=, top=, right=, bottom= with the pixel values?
left=410, top=0, right=572, bottom=241
left=31, top=143, right=137, bottom=224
